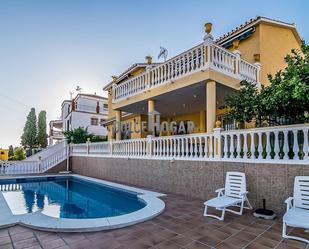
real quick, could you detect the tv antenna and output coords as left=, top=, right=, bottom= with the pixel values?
left=76, top=86, right=82, bottom=93
left=158, top=46, right=168, bottom=62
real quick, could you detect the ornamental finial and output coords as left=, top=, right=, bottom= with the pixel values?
left=145, top=55, right=153, bottom=65
left=203, top=22, right=214, bottom=41
left=204, top=22, right=212, bottom=34
left=111, top=75, right=118, bottom=82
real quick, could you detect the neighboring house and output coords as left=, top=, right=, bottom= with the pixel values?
left=49, top=93, right=108, bottom=145
left=103, top=16, right=302, bottom=140
left=0, top=149, right=9, bottom=161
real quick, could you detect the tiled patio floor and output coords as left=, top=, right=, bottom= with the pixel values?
left=0, top=193, right=309, bottom=249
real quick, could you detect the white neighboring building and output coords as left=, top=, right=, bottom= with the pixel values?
left=49, top=93, right=108, bottom=145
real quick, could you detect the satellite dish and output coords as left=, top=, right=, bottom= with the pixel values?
left=158, top=47, right=168, bottom=62
left=76, top=86, right=82, bottom=93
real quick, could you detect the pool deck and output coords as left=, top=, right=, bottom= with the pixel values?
left=0, top=192, right=309, bottom=249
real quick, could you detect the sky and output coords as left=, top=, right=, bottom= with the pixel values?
left=0, top=0, right=308, bottom=148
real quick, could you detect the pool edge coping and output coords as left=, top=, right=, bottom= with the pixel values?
left=0, top=174, right=165, bottom=232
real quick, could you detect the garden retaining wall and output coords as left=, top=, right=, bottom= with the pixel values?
left=70, top=156, right=309, bottom=214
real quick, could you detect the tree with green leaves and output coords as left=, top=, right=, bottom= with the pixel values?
left=21, top=108, right=37, bottom=149
left=37, top=111, right=48, bottom=148
left=8, top=145, right=14, bottom=158
left=262, top=41, right=309, bottom=124
left=224, top=80, right=266, bottom=127
left=224, top=41, right=309, bottom=126
left=64, top=127, right=107, bottom=144
left=12, top=147, right=26, bottom=161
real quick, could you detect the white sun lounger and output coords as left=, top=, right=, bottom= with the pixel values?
left=282, top=176, right=309, bottom=243
left=203, top=172, right=252, bottom=221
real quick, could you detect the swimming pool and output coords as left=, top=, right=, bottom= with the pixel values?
left=0, top=175, right=165, bottom=232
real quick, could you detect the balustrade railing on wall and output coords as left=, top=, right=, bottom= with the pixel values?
left=0, top=146, right=68, bottom=175
left=113, top=39, right=260, bottom=103
left=71, top=124, right=309, bottom=164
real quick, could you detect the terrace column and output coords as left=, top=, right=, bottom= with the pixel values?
left=199, top=111, right=206, bottom=133
left=206, top=81, right=216, bottom=133
left=148, top=99, right=156, bottom=136
left=115, top=110, right=122, bottom=140
left=167, top=118, right=171, bottom=136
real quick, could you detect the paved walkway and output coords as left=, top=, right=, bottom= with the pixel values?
left=0, top=193, right=308, bottom=249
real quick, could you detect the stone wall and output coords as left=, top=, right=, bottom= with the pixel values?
left=46, top=160, right=67, bottom=173
left=70, top=156, right=309, bottom=214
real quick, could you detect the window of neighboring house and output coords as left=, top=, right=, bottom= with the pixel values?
left=100, top=119, right=105, bottom=126
left=67, top=120, right=70, bottom=131
left=103, top=104, right=108, bottom=109
left=91, top=118, right=99, bottom=126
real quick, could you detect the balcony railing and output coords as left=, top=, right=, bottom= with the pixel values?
left=113, top=39, right=260, bottom=103
left=71, top=124, right=309, bottom=164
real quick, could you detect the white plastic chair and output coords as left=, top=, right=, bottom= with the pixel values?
left=283, top=176, right=309, bottom=243
left=204, top=172, right=252, bottom=221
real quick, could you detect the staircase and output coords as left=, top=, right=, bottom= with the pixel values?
left=24, top=142, right=65, bottom=161
left=0, top=143, right=68, bottom=175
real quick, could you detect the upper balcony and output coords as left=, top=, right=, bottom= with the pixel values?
left=112, top=36, right=260, bottom=106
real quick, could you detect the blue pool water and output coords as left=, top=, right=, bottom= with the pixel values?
left=0, top=177, right=146, bottom=219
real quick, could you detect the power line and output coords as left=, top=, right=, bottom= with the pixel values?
left=0, top=93, right=30, bottom=109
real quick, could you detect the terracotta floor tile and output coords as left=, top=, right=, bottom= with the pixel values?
left=69, top=238, right=96, bottom=249
left=0, top=244, right=14, bottom=249
left=222, top=235, right=249, bottom=248
left=244, top=241, right=274, bottom=249
left=140, top=234, right=166, bottom=246
left=278, top=238, right=308, bottom=249
left=0, top=230, right=9, bottom=238
left=232, top=231, right=257, bottom=242
left=155, top=240, right=181, bottom=249
left=11, top=231, right=34, bottom=242
left=218, top=225, right=240, bottom=236
left=126, top=240, right=151, bottom=249
left=196, top=234, right=221, bottom=247
left=254, top=236, right=280, bottom=248
left=169, top=234, right=192, bottom=247
left=41, top=238, right=66, bottom=249
left=185, top=241, right=210, bottom=249
left=216, top=241, right=241, bottom=249
left=13, top=237, right=40, bottom=249
left=60, top=233, right=86, bottom=244
left=8, top=226, right=30, bottom=235
left=0, top=236, right=11, bottom=246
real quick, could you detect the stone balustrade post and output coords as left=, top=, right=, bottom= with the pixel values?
left=254, top=62, right=262, bottom=88
left=38, top=156, right=42, bottom=173
left=147, top=135, right=153, bottom=157
left=109, top=139, right=113, bottom=156
left=213, top=128, right=223, bottom=159
left=86, top=138, right=91, bottom=154
left=233, top=50, right=241, bottom=78
left=112, top=83, right=116, bottom=104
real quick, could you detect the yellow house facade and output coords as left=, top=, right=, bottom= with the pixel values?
left=103, top=16, right=301, bottom=141
left=0, top=149, right=9, bottom=161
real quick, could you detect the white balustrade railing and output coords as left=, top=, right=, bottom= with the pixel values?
left=240, top=59, right=259, bottom=83
left=113, top=40, right=260, bottom=103
left=71, top=143, right=88, bottom=154
left=40, top=147, right=67, bottom=172
left=0, top=146, right=68, bottom=176
left=151, top=133, right=215, bottom=159
left=71, top=124, right=309, bottom=164
left=0, top=161, right=40, bottom=175
left=221, top=124, right=309, bottom=162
